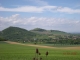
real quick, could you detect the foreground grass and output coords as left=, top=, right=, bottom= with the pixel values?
left=0, top=41, right=80, bottom=60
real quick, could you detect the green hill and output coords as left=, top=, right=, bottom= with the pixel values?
left=30, top=28, right=68, bottom=35
left=0, top=27, right=80, bottom=44
left=0, top=26, right=36, bottom=42
left=0, top=27, right=70, bottom=43
left=31, top=28, right=46, bottom=32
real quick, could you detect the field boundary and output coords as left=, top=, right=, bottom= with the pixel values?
left=5, top=41, right=80, bottom=50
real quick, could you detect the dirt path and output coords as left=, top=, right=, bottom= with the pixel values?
left=5, top=41, right=80, bottom=50
left=5, top=41, right=56, bottom=48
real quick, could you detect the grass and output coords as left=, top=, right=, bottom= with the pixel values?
left=23, top=42, right=80, bottom=47
left=0, top=41, right=80, bottom=60
left=38, top=43, right=80, bottom=47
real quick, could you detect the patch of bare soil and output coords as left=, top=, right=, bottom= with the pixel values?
left=5, top=41, right=80, bottom=50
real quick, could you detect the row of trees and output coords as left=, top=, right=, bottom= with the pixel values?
left=0, top=37, right=7, bottom=41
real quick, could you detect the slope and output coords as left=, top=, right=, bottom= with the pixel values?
left=30, top=28, right=69, bottom=35
left=0, top=26, right=36, bottom=41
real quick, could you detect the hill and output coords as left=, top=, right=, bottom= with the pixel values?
left=30, top=28, right=68, bottom=35
left=0, top=26, right=80, bottom=44
left=0, top=26, right=36, bottom=42
left=31, top=28, right=46, bottom=32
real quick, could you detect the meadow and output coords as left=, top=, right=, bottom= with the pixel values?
left=0, top=41, right=80, bottom=60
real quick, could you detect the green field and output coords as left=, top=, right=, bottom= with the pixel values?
left=0, top=41, right=80, bottom=60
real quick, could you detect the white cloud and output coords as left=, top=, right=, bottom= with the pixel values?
left=0, top=5, right=80, bottom=14
left=56, top=7, right=80, bottom=14
left=0, top=6, right=44, bottom=13
left=0, top=14, right=80, bottom=32
left=11, top=14, right=20, bottom=18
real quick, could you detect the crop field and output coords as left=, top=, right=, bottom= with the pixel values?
left=0, top=41, right=80, bottom=60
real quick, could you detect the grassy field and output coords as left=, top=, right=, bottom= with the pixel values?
left=39, top=44, right=80, bottom=47
left=0, top=41, right=80, bottom=60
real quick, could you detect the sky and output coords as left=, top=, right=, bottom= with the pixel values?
left=0, top=0, right=80, bottom=32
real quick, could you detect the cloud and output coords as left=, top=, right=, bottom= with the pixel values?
left=0, top=6, right=57, bottom=13
left=0, top=14, right=80, bottom=32
left=56, top=7, right=80, bottom=14
left=0, top=6, right=44, bottom=13
left=0, top=5, right=80, bottom=14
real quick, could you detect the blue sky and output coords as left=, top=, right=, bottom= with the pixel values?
left=0, top=0, right=80, bottom=32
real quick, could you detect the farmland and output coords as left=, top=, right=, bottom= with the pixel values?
left=0, top=41, right=80, bottom=60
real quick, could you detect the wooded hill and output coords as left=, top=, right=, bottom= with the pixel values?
left=0, top=27, right=36, bottom=42
left=0, top=27, right=68, bottom=41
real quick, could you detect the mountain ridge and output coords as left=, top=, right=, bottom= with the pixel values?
left=30, top=28, right=68, bottom=35
left=0, top=26, right=70, bottom=42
